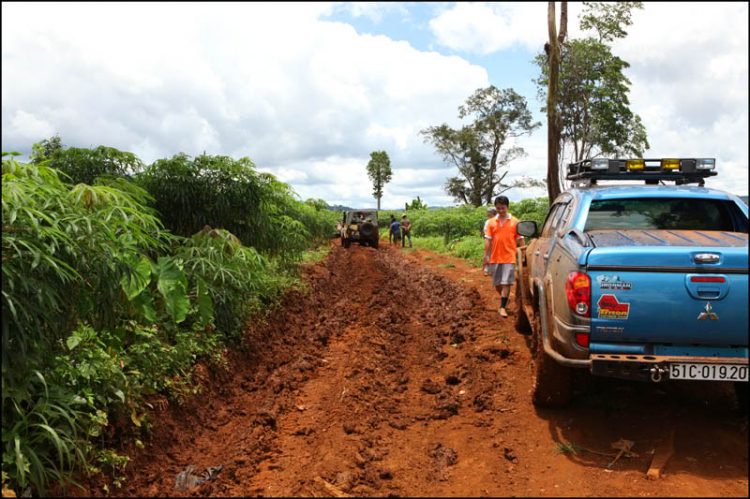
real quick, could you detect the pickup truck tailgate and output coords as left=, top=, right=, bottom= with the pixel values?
left=584, top=230, right=748, bottom=347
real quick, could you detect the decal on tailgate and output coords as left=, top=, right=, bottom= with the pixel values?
left=596, top=275, right=632, bottom=291
left=597, top=294, right=630, bottom=320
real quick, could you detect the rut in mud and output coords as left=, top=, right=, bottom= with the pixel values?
left=111, top=242, right=747, bottom=498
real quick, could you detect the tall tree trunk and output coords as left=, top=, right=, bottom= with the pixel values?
left=546, top=1, right=566, bottom=203
left=377, top=197, right=381, bottom=211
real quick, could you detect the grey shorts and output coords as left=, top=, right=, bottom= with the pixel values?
left=489, top=263, right=515, bottom=286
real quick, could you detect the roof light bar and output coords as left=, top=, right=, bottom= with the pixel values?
left=566, top=157, right=718, bottom=186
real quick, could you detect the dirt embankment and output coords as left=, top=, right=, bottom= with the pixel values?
left=102, top=241, right=746, bottom=497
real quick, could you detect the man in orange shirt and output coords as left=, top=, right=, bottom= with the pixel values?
left=483, top=196, right=524, bottom=318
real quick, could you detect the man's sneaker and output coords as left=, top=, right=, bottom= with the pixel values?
left=499, top=307, right=508, bottom=318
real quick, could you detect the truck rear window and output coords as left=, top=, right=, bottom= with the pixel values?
left=584, top=198, right=747, bottom=232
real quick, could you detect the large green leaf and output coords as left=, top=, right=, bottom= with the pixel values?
left=120, top=255, right=152, bottom=301
left=156, top=257, right=189, bottom=323
left=131, top=289, right=156, bottom=322
left=195, top=278, right=213, bottom=327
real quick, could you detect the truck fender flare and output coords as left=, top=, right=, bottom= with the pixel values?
left=535, top=281, right=592, bottom=369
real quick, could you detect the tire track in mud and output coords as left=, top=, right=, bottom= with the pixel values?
left=246, top=244, right=516, bottom=497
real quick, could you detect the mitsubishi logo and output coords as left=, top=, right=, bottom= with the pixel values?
left=697, top=302, right=719, bottom=321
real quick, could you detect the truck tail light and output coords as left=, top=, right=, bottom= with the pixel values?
left=566, top=272, right=591, bottom=317
left=690, top=276, right=725, bottom=283
left=575, top=333, right=590, bottom=348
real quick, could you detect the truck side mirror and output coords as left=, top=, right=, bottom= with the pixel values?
left=517, top=220, right=538, bottom=238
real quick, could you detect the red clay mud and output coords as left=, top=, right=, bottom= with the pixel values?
left=77, top=240, right=747, bottom=497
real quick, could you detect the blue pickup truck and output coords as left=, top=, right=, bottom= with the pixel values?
left=514, top=158, right=748, bottom=407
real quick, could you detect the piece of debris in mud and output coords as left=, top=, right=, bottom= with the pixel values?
left=174, top=464, right=224, bottom=491
left=314, top=476, right=351, bottom=497
left=428, top=442, right=458, bottom=481
left=433, top=393, right=461, bottom=419
left=421, top=378, right=443, bottom=394
left=294, top=426, right=315, bottom=436
left=608, top=439, right=637, bottom=469
left=503, top=447, right=518, bottom=463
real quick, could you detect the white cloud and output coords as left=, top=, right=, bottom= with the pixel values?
left=2, top=1, right=746, bottom=212
left=338, top=2, right=410, bottom=23
left=612, top=2, right=749, bottom=194
left=429, top=2, right=586, bottom=55
left=8, top=110, right=55, bottom=141
left=2, top=2, right=488, bottom=208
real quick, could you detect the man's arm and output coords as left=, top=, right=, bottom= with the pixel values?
left=483, top=223, right=493, bottom=263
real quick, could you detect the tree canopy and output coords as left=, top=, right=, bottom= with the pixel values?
left=421, top=86, right=540, bottom=207
left=366, top=150, right=392, bottom=210
left=534, top=1, right=648, bottom=188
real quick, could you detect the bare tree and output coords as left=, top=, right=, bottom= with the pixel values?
left=546, top=1, right=567, bottom=203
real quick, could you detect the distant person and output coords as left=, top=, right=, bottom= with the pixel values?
left=389, top=215, right=396, bottom=244
left=390, top=217, right=401, bottom=246
left=482, top=207, right=498, bottom=276
left=483, top=196, right=524, bottom=318
left=401, top=214, right=412, bottom=247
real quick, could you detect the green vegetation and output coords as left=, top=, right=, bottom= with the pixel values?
left=554, top=440, right=584, bottom=456
left=1, top=143, right=338, bottom=496
left=382, top=198, right=549, bottom=267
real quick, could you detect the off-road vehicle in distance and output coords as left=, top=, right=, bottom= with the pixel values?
left=339, top=210, right=379, bottom=248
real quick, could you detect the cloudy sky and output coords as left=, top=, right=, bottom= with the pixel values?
left=2, top=2, right=748, bottom=209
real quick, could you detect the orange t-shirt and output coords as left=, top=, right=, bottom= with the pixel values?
left=485, top=214, right=521, bottom=264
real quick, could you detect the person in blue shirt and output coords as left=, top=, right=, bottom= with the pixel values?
left=389, top=218, right=401, bottom=246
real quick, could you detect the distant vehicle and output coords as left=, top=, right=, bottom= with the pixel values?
left=338, top=210, right=379, bottom=249
left=515, top=158, right=748, bottom=408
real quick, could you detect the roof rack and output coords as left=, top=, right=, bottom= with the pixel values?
left=566, top=158, right=717, bottom=187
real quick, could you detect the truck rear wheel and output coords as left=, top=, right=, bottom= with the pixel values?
left=531, top=309, right=573, bottom=407
left=371, top=238, right=379, bottom=249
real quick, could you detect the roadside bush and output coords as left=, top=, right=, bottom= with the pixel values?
left=46, top=146, right=145, bottom=186
left=2, top=149, right=337, bottom=496
left=136, top=153, right=335, bottom=260
left=381, top=197, right=549, bottom=242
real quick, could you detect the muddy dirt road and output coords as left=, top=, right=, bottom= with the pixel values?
left=113, top=241, right=747, bottom=497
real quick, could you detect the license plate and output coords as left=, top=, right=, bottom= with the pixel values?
left=670, top=363, right=749, bottom=381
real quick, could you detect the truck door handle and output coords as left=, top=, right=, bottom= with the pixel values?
left=694, top=253, right=720, bottom=263
left=543, top=253, right=549, bottom=259
left=534, top=251, right=540, bottom=256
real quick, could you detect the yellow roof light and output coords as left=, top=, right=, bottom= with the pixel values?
left=661, top=159, right=680, bottom=170
left=626, top=159, right=645, bottom=170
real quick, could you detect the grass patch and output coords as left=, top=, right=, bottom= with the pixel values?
left=554, top=440, right=584, bottom=456
left=411, top=236, right=485, bottom=268
left=438, top=263, right=456, bottom=268
left=301, top=243, right=331, bottom=264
